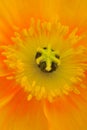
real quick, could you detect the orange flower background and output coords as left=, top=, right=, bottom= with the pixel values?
left=0, top=0, right=87, bottom=130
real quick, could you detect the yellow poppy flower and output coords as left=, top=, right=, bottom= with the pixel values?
left=0, top=0, right=87, bottom=130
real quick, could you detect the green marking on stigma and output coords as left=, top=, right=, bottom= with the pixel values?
left=35, top=46, right=60, bottom=73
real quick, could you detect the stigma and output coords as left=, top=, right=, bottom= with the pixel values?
left=35, top=46, right=60, bottom=73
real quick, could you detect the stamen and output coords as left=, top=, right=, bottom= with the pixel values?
left=1, top=19, right=87, bottom=102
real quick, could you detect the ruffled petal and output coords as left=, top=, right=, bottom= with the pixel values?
left=0, top=77, right=48, bottom=130
left=44, top=88, right=87, bottom=130
left=0, top=91, right=48, bottom=130
left=43, top=73, right=87, bottom=130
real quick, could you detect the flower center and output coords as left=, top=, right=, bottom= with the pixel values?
left=1, top=19, right=87, bottom=102
left=35, top=46, right=60, bottom=73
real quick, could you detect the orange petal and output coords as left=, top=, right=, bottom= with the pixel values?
left=0, top=0, right=87, bottom=43
left=0, top=91, right=48, bottom=130
left=0, top=76, right=20, bottom=99
left=44, top=90, right=87, bottom=130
